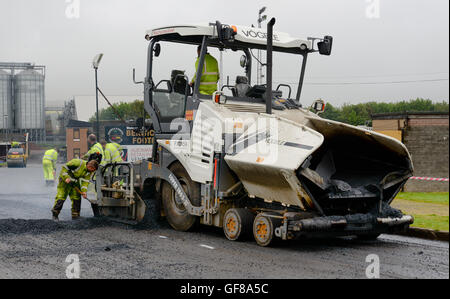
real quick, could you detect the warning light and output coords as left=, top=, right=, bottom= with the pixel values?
left=212, top=91, right=227, bottom=104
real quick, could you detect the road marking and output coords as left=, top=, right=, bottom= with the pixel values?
left=199, top=244, right=215, bottom=250
left=159, top=235, right=168, bottom=239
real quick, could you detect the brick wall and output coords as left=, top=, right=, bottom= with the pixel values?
left=404, top=126, right=449, bottom=192
left=66, top=128, right=89, bottom=161
left=374, top=130, right=402, bottom=142
left=373, top=119, right=405, bottom=131
left=408, top=118, right=449, bottom=127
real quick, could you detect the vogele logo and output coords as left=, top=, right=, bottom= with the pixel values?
left=241, top=29, right=279, bottom=42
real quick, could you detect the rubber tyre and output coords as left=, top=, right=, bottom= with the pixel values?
left=253, top=214, right=281, bottom=247
left=161, top=162, right=201, bottom=232
left=223, top=208, right=254, bottom=241
left=357, top=233, right=381, bottom=241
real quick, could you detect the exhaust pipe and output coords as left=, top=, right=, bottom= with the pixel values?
left=266, top=18, right=276, bottom=115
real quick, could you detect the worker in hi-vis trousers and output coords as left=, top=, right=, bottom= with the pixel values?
left=42, top=148, right=58, bottom=186
left=51, top=159, right=99, bottom=220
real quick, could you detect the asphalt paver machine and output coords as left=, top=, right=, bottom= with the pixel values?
left=93, top=20, right=414, bottom=246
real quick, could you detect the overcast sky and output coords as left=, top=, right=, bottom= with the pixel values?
left=1, top=0, right=448, bottom=117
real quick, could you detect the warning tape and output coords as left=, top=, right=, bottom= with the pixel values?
left=410, top=177, right=449, bottom=182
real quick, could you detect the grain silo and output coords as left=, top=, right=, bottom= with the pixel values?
left=0, top=69, right=13, bottom=129
left=14, top=69, right=46, bottom=140
left=0, top=62, right=46, bottom=142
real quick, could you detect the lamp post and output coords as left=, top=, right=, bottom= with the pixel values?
left=257, top=7, right=267, bottom=85
left=3, top=115, right=7, bottom=142
left=92, top=53, right=104, bottom=138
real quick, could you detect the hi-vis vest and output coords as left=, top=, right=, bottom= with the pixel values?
left=84, top=142, right=105, bottom=165
left=43, top=149, right=58, bottom=168
left=104, top=143, right=123, bottom=163
left=191, top=53, right=219, bottom=95
left=59, top=159, right=92, bottom=193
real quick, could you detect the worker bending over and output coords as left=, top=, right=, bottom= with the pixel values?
left=83, top=134, right=105, bottom=166
left=42, top=148, right=58, bottom=186
left=51, top=159, right=99, bottom=220
left=190, top=46, right=219, bottom=95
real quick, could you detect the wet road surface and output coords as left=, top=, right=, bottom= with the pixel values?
left=0, top=159, right=448, bottom=279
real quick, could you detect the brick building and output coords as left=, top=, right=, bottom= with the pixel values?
left=372, top=112, right=449, bottom=192
left=66, top=119, right=92, bottom=161
left=66, top=119, right=139, bottom=161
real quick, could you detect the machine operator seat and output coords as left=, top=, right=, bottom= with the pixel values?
left=235, top=76, right=251, bottom=98
left=171, top=70, right=187, bottom=94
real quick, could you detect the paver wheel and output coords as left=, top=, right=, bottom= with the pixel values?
left=162, top=162, right=200, bottom=232
left=253, top=214, right=281, bottom=247
left=223, top=208, right=254, bottom=241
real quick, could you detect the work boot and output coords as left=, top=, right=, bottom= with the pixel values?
left=52, top=200, right=64, bottom=221
left=52, top=210, right=60, bottom=221
left=72, top=199, right=81, bottom=220
left=71, top=212, right=81, bottom=220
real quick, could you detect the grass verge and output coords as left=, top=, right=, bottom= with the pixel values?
left=411, top=215, right=449, bottom=232
left=395, top=192, right=449, bottom=205
left=394, top=192, right=449, bottom=232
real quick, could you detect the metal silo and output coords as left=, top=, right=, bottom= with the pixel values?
left=0, top=69, right=13, bottom=129
left=14, top=69, right=45, bottom=130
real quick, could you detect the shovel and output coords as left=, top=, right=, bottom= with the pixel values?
left=68, top=180, right=100, bottom=217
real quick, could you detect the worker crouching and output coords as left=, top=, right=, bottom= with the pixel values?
left=51, top=159, right=99, bottom=221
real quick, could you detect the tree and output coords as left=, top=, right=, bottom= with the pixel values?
left=319, top=98, right=448, bottom=126
left=89, top=100, right=149, bottom=122
left=89, top=98, right=449, bottom=126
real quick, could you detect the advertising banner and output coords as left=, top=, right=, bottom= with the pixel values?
left=105, top=126, right=155, bottom=162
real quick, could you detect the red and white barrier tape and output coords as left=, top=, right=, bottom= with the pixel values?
left=410, top=177, right=449, bottom=182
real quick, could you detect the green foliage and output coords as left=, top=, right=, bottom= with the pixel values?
left=92, top=98, right=449, bottom=126
left=89, top=100, right=149, bottom=122
left=320, top=98, right=449, bottom=126
left=411, top=215, right=449, bottom=232
left=394, top=192, right=449, bottom=231
left=396, top=192, right=449, bottom=205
